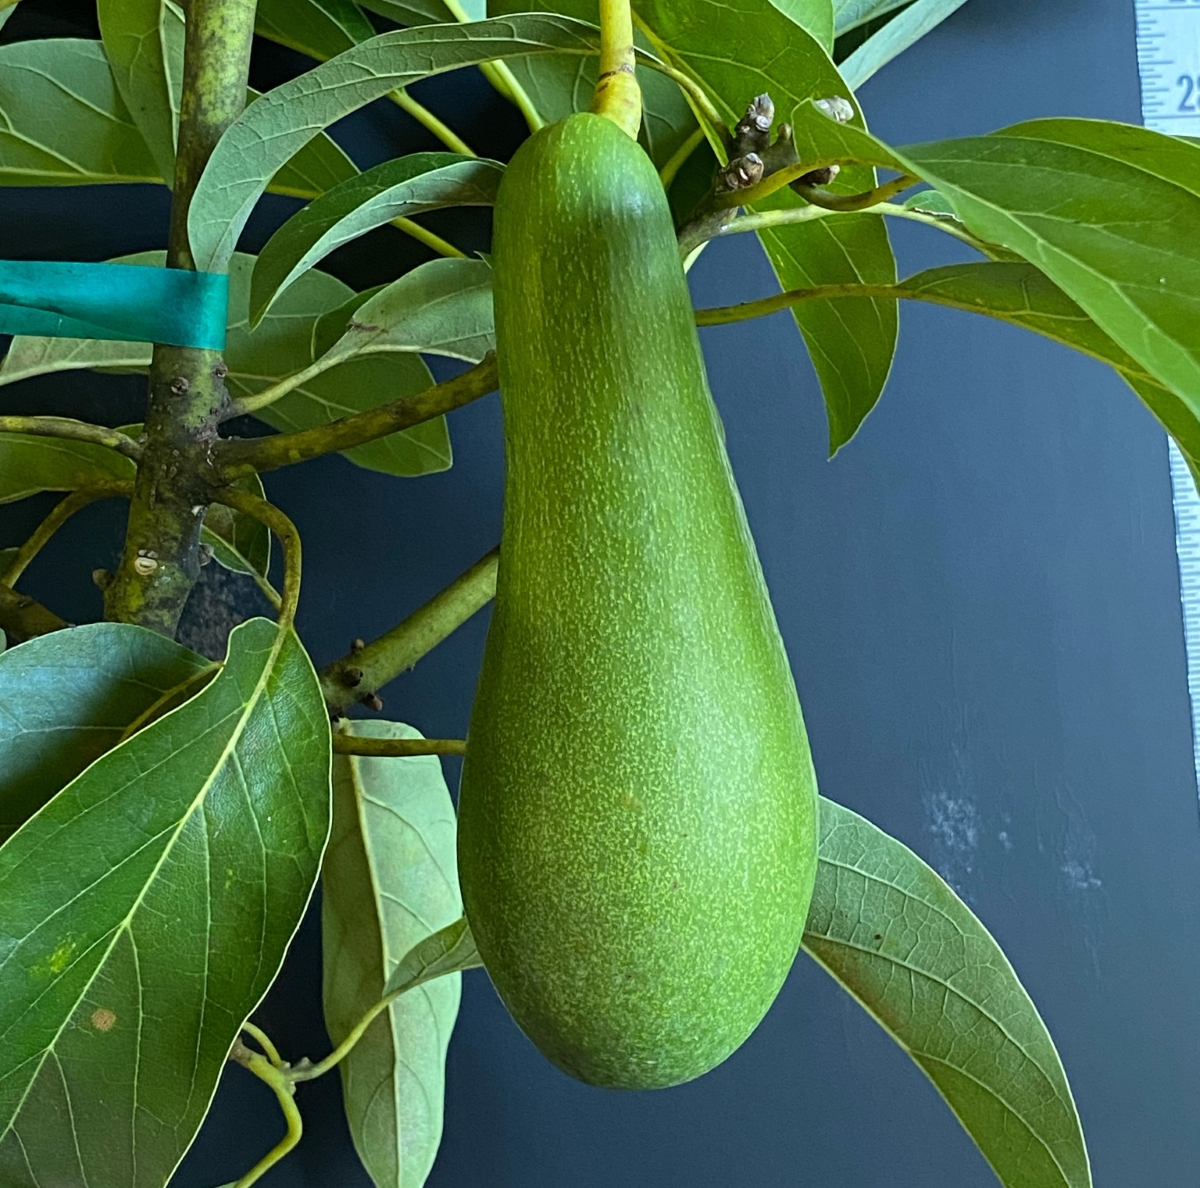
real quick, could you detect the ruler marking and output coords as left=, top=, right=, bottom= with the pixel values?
left=1133, top=0, right=1200, bottom=804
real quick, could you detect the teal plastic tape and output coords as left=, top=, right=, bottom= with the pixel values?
left=0, top=261, right=228, bottom=350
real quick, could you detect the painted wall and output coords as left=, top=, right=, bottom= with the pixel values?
left=2, top=0, right=1198, bottom=1184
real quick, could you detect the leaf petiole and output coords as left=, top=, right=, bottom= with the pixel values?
left=331, top=735, right=467, bottom=756
left=208, top=489, right=303, bottom=631
left=228, top=1041, right=303, bottom=1188
left=0, top=482, right=132, bottom=588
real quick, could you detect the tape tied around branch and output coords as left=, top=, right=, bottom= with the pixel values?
left=0, top=261, right=228, bottom=350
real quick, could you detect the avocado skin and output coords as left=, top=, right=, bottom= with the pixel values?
left=457, top=113, right=818, bottom=1090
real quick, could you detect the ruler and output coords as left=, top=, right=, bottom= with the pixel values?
left=1133, top=0, right=1200, bottom=799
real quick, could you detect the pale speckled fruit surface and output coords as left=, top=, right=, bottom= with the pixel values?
left=457, top=113, right=818, bottom=1090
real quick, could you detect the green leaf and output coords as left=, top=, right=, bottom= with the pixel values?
left=903, top=187, right=956, bottom=216
left=97, top=0, right=185, bottom=182
left=188, top=14, right=610, bottom=270
left=839, top=0, right=969, bottom=89
left=0, top=619, right=331, bottom=1188
left=886, top=262, right=1196, bottom=450
left=255, top=0, right=376, bottom=61
left=252, top=84, right=362, bottom=201
left=0, top=253, right=448, bottom=478
left=833, top=0, right=911, bottom=33
left=0, top=6, right=16, bottom=32
left=0, top=38, right=160, bottom=186
left=314, top=257, right=495, bottom=367
left=324, top=721, right=466, bottom=1188
left=0, top=335, right=151, bottom=385
left=899, top=120, right=1200, bottom=420
left=383, top=917, right=482, bottom=997
left=636, top=0, right=898, bottom=452
left=223, top=257, right=451, bottom=477
left=0, top=623, right=214, bottom=843
left=251, top=153, right=504, bottom=324
left=805, top=797, right=1092, bottom=1188
left=0, top=36, right=353, bottom=197
left=488, top=0, right=698, bottom=171
left=0, top=434, right=135, bottom=503
left=201, top=473, right=272, bottom=579
left=769, top=0, right=834, bottom=51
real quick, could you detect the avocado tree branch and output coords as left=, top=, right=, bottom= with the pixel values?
left=715, top=159, right=918, bottom=209
left=1, top=482, right=133, bottom=588
left=102, top=0, right=259, bottom=636
left=0, top=585, right=69, bottom=644
left=0, top=417, right=144, bottom=461
left=331, top=736, right=467, bottom=756
left=790, top=173, right=920, bottom=212
left=216, top=355, right=499, bottom=479
left=680, top=200, right=997, bottom=258
left=321, top=545, right=499, bottom=713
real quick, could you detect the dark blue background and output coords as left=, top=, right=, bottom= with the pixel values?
left=2, top=0, right=1199, bottom=1184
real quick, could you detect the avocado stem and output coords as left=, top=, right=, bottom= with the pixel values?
left=591, top=0, right=642, bottom=139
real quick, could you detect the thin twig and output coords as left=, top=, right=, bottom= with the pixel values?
left=0, top=417, right=143, bottom=461
left=641, top=55, right=732, bottom=151
left=332, top=735, right=467, bottom=757
left=240, top=1022, right=286, bottom=1069
left=217, top=355, right=499, bottom=478
left=695, top=282, right=903, bottom=326
left=228, top=1041, right=303, bottom=1188
left=322, top=546, right=499, bottom=712
left=0, top=483, right=132, bottom=588
left=790, top=173, right=920, bottom=212
left=388, top=88, right=476, bottom=156
left=208, top=489, right=302, bottom=632
left=659, top=125, right=706, bottom=189
left=289, top=994, right=401, bottom=1084
left=390, top=215, right=466, bottom=259
left=0, top=585, right=69, bottom=643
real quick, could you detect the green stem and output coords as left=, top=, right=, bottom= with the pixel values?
left=103, top=0, right=259, bottom=636
left=440, top=0, right=546, bottom=132
left=790, top=173, right=920, bottom=212
left=289, top=994, right=401, bottom=1084
left=390, top=215, right=466, bottom=259
left=633, top=23, right=731, bottom=152
left=389, top=88, right=477, bottom=156
left=229, top=1042, right=303, bottom=1188
left=683, top=200, right=993, bottom=256
left=659, top=125, right=705, bottom=189
left=1, top=483, right=132, bottom=588
left=482, top=61, right=546, bottom=132
left=0, top=417, right=143, bottom=461
left=871, top=200, right=1004, bottom=253
left=591, top=0, right=641, bottom=137
left=0, top=585, right=68, bottom=644
left=241, top=1022, right=285, bottom=1069
left=321, top=546, right=498, bottom=712
left=217, top=355, right=499, bottom=478
left=209, top=489, right=302, bottom=632
left=717, top=159, right=917, bottom=209
left=695, top=275, right=1063, bottom=329
left=331, top=735, right=467, bottom=757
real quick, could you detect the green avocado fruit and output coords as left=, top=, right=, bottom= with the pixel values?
left=457, top=112, right=818, bottom=1089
